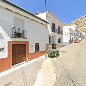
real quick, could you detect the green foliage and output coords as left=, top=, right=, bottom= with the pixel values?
left=47, top=49, right=59, bottom=58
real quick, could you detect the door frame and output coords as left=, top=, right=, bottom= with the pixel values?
left=8, top=41, right=29, bottom=66
left=12, top=44, right=26, bottom=65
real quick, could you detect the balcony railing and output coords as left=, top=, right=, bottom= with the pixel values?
left=12, top=27, right=26, bottom=39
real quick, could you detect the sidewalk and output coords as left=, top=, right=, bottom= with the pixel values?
left=0, top=56, right=45, bottom=86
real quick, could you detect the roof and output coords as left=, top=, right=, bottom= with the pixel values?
left=1, top=0, right=48, bottom=24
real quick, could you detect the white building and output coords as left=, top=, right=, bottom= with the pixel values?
left=0, top=0, right=50, bottom=72
left=63, top=25, right=77, bottom=45
left=36, top=11, right=64, bottom=49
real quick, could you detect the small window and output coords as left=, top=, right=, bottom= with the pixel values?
left=52, top=23, right=55, bottom=32
left=49, top=35, right=51, bottom=43
left=58, top=26, right=61, bottom=34
left=58, top=38, right=61, bottom=43
left=0, top=48, right=4, bottom=51
left=35, top=43, right=39, bottom=52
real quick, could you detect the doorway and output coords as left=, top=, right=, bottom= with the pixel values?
left=12, top=44, right=26, bottom=65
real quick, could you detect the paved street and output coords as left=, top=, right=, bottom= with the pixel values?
left=51, top=40, right=86, bottom=86
left=1, top=40, right=86, bottom=86
left=0, top=57, right=46, bottom=86
left=34, top=40, right=86, bottom=86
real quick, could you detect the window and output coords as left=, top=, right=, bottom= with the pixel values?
left=0, top=48, right=4, bottom=51
left=58, top=38, right=61, bottom=43
left=52, top=23, right=55, bottom=32
left=58, top=26, right=61, bottom=34
left=35, top=43, right=39, bottom=52
left=49, top=35, right=51, bottom=43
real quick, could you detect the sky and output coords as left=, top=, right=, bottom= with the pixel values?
left=10, top=0, right=86, bottom=24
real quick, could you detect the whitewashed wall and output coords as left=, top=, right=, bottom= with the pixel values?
left=25, top=19, right=49, bottom=53
left=37, top=12, right=64, bottom=45
left=0, top=4, right=49, bottom=57
left=0, top=7, right=13, bottom=58
left=0, top=26, right=11, bottom=58
left=47, top=15, right=63, bottom=44
left=36, top=12, right=46, bottom=21
left=63, top=25, right=76, bottom=45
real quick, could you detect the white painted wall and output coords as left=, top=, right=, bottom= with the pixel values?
left=0, top=26, right=12, bottom=58
left=47, top=14, right=63, bottom=44
left=0, top=3, right=50, bottom=58
left=25, top=19, right=49, bottom=53
left=36, top=12, right=52, bottom=35
left=0, top=7, right=13, bottom=58
left=37, top=12, right=63, bottom=45
left=63, top=25, right=76, bottom=45
left=36, top=12, right=46, bottom=21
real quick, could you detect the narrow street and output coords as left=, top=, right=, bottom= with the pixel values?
left=0, top=40, right=86, bottom=86
left=51, top=40, right=86, bottom=86
left=34, top=40, right=86, bottom=86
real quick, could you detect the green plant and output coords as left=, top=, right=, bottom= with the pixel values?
left=47, top=49, right=59, bottom=58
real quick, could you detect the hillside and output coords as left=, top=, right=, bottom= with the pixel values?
left=71, top=16, right=86, bottom=32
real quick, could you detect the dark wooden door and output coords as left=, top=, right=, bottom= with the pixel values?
left=12, top=44, right=26, bottom=65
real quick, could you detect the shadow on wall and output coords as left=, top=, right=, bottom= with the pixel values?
left=0, top=26, right=11, bottom=58
left=0, top=26, right=12, bottom=73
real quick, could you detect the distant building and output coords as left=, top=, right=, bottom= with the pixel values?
left=36, top=11, right=64, bottom=49
left=63, top=25, right=81, bottom=45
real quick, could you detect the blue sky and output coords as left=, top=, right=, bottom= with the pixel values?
left=10, top=0, right=86, bottom=24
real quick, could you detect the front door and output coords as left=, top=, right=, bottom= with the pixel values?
left=12, top=44, right=26, bottom=65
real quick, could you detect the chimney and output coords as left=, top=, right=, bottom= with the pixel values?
left=35, top=11, right=40, bottom=15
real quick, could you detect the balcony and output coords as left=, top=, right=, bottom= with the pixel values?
left=12, top=27, right=27, bottom=39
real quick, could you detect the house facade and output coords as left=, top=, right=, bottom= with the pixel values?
left=0, top=0, right=50, bottom=73
left=36, top=11, right=64, bottom=49
left=63, top=25, right=81, bottom=45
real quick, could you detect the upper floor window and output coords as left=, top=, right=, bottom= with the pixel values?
left=49, top=35, right=51, bottom=43
left=58, top=26, right=61, bottom=34
left=12, top=17, right=26, bottom=38
left=52, top=23, right=55, bottom=32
